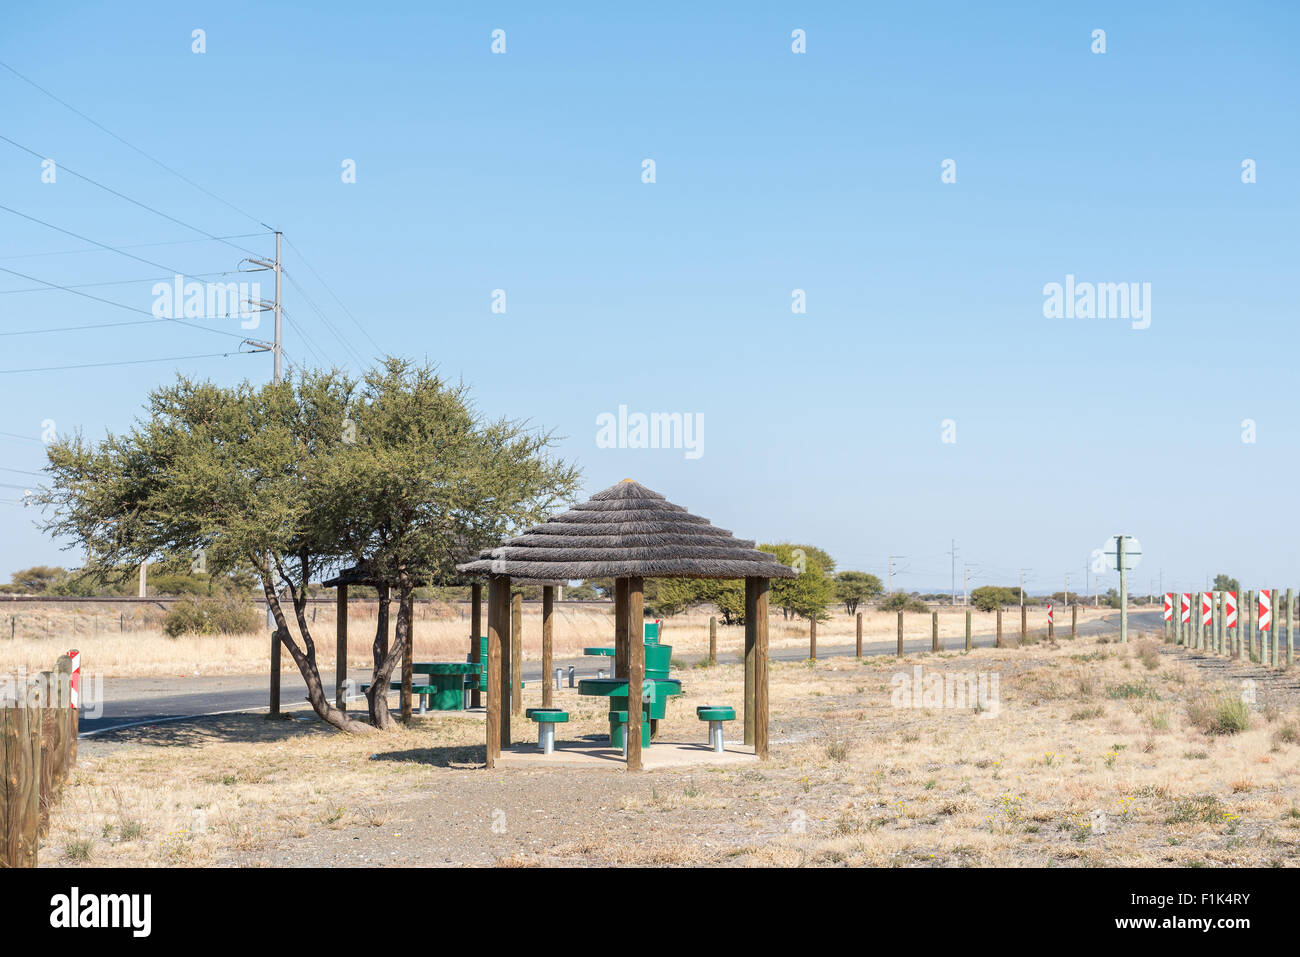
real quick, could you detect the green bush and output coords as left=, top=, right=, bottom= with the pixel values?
left=163, top=597, right=260, bottom=637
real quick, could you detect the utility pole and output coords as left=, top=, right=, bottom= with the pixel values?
left=242, top=233, right=284, bottom=714
left=242, top=230, right=284, bottom=384
left=889, top=554, right=907, bottom=594
left=1064, top=573, right=1070, bottom=606
left=1019, top=568, right=1031, bottom=607
left=949, top=540, right=957, bottom=606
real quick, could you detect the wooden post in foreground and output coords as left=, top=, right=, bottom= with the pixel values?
left=335, top=583, right=348, bottom=711
left=0, top=694, right=40, bottom=867
left=856, top=612, right=863, bottom=658
left=996, top=607, right=1003, bottom=648
left=896, top=611, right=904, bottom=657
left=965, top=610, right=972, bottom=651
left=931, top=611, right=939, bottom=652
left=1071, top=603, right=1078, bottom=640
left=809, top=616, right=817, bottom=661
left=744, top=592, right=756, bottom=745
left=626, top=577, right=644, bottom=771
left=708, top=616, right=717, bottom=666
left=470, top=582, right=483, bottom=709
left=511, top=592, right=523, bottom=715
left=541, top=586, right=554, bottom=708
left=1020, top=604, right=1026, bottom=644
left=1272, top=587, right=1280, bottom=669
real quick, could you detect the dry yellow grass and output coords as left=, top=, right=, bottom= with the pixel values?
left=0, top=601, right=1113, bottom=677
left=40, top=628, right=1300, bottom=867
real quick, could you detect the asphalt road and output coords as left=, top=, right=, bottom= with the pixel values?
left=78, top=609, right=1163, bottom=736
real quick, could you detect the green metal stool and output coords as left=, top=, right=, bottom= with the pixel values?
left=527, top=708, right=568, bottom=754
left=696, top=705, right=736, bottom=753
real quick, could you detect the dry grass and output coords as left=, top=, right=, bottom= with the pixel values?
left=40, top=627, right=1300, bottom=867
left=0, top=601, right=1114, bottom=677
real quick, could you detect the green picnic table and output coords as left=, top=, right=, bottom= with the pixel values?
left=361, top=662, right=476, bottom=713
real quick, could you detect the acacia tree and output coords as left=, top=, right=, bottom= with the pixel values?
left=328, top=359, right=579, bottom=728
left=40, top=360, right=579, bottom=733
left=41, top=370, right=370, bottom=731
left=835, top=571, right=883, bottom=614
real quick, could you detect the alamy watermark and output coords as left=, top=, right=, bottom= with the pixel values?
left=890, top=664, right=999, bottom=718
left=595, top=404, right=703, bottom=460
left=1042, top=274, right=1150, bottom=330
left=152, top=274, right=261, bottom=329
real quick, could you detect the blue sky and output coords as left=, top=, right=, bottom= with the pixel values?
left=0, top=2, right=1296, bottom=596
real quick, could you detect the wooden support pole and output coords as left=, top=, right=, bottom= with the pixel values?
left=1048, top=611, right=1054, bottom=641
left=470, top=582, right=483, bottom=709
left=335, top=584, right=348, bottom=711
left=511, top=591, right=523, bottom=715
left=965, top=610, right=972, bottom=651
left=487, top=575, right=512, bottom=767
left=996, top=607, right=1003, bottom=648
left=708, top=615, right=717, bottom=666
left=1245, top=590, right=1254, bottom=661
left=1020, top=604, right=1026, bottom=644
left=401, top=591, right=414, bottom=724
left=744, top=584, right=756, bottom=745
left=856, top=612, right=863, bottom=658
left=752, top=577, right=770, bottom=759
left=809, top=615, right=817, bottom=661
left=931, top=611, right=939, bottom=652
left=614, top=578, right=629, bottom=679
left=896, top=610, right=904, bottom=657
left=1071, top=603, right=1078, bottom=640
left=626, top=577, right=644, bottom=771
left=542, top=586, right=554, bottom=708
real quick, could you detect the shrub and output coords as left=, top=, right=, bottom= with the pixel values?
left=163, top=597, right=260, bottom=637
left=1186, top=692, right=1251, bottom=735
left=1135, top=640, right=1162, bottom=670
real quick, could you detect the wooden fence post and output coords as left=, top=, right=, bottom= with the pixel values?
left=1071, top=603, right=1078, bottom=639
left=996, top=607, right=1003, bottom=648
left=1, top=686, right=41, bottom=867
left=708, top=616, right=717, bottom=666
left=855, top=612, right=863, bottom=658
left=1020, top=604, right=1026, bottom=645
left=809, top=615, right=817, bottom=661
left=1287, top=588, right=1294, bottom=669
left=1272, top=587, right=1281, bottom=669
left=931, top=611, right=939, bottom=652
left=896, top=611, right=903, bottom=657
left=965, top=610, right=972, bottom=652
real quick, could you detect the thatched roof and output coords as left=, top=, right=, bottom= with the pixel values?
left=456, top=479, right=798, bottom=581
left=322, top=562, right=562, bottom=589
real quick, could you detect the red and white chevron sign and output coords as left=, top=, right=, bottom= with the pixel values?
left=1180, top=593, right=1191, bottom=624
left=1225, top=591, right=1237, bottom=628
left=1047, top=603, right=1054, bottom=623
left=1201, top=592, right=1212, bottom=627
left=1258, top=590, right=1272, bottom=631
left=1163, top=593, right=1173, bottom=622
left=68, top=648, right=80, bottom=709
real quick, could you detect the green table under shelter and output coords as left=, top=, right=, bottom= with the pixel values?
left=458, top=478, right=797, bottom=770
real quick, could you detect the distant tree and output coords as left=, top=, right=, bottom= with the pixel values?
left=762, top=543, right=836, bottom=620
left=1213, top=573, right=1239, bottom=593
left=564, top=581, right=602, bottom=601
left=835, top=571, right=883, bottom=615
left=8, top=565, right=66, bottom=593
left=970, top=586, right=1020, bottom=612
left=880, top=591, right=930, bottom=613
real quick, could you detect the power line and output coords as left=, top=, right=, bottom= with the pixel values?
left=0, top=350, right=258, bottom=376
left=0, top=239, right=264, bottom=262
left=0, top=133, right=266, bottom=259
left=0, top=58, right=265, bottom=228
left=0, top=270, right=236, bottom=295
left=282, top=236, right=382, bottom=355
left=0, top=264, right=254, bottom=343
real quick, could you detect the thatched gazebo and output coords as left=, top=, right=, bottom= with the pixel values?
left=457, top=479, right=796, bottom=770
